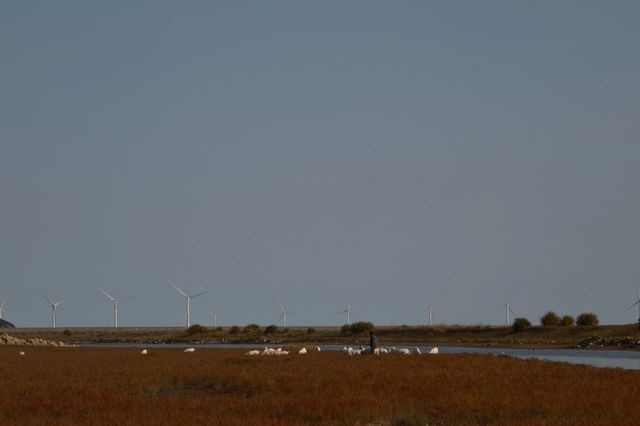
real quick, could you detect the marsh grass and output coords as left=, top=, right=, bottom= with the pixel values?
left=1, top=346, right=639, bottom=425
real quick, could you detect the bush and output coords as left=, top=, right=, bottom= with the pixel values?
left=306, top=327, right=315, bottom=334
left=243, top=323, right=260, bottom=333
left=264, top=325, right=278, bottom=334
left=186, top=324, right=207, bottom=335
left=229, top=325, right=240, bottom=334
left=560, top=315, right=575, bottom=326
left=215, top=326, right=223, bottom=332
left=576, top=312, right=599, bottom=326
left=512, top=317, right=532, bottom=333
left=540, top=311, right=560, bottom=327
left=341, top=321, right=375, bottom=334
left=62, top=329, right=72, bottom=336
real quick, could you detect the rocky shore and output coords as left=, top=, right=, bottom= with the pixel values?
left=577, top=336, right=640, bottom=349
left=0, top=333, right=65, bottom=347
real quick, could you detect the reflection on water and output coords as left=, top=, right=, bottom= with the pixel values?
left=82, top=342, right=640, bottom=370
left=437, top=346, right=640, bottom=370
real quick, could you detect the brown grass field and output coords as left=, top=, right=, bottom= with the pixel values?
left=1, top=346, right=639, bottom=425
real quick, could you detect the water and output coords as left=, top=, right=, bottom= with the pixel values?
left=81, top=342, right=640, bottom=370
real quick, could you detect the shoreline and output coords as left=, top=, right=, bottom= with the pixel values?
left=3, top=324, right=640, bottom=351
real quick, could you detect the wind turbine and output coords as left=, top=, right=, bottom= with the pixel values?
left=210, top=311, right=218, bottom=328
left=38, top=293, right=63, bottom=328
left=169, top=281, right=213, bottom=328
left=337, top=302, right=352, bottom=325
left=0, top=296, right=6, bottom=320
left=503, top=301, right=514, bottom=326
left=427, top=290, right=446, bottom=326
left=501, top=286, right=516, bottom=326
left=277, top=301, right=291, bottom=328
left=625, top=276, right=640, bottom=323
left=98, top=287, right=132, bottom=328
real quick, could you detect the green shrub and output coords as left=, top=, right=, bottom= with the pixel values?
left=540, top=311, right=560, bottom=327
left=512, top=317, right=532, bottom=333
left=186, top=324, right=207, bottom=335
left=576, top=312, right=599, bottom=326
left=62, top=329, right=72, bottom=336
left=340, top=321, right=375, bottom=334
left=229, top=325, right=240, bottom=334
left=216, top=326, right=223, bottom=332
left=560, top=315, right=575, bottom=326
left=306, top=327, right=315, bottom=334
left=243, top=323, right=260, bottom=333
left=264, top=325, right=278, bottom=334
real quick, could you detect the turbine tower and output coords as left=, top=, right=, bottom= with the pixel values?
left=503, top=301, right=514, bottom=326
left=337, top=302, right=352, bottom=325
left=277, top=301, right=291, bottom=328
left=0, top=296, right=6, bottom=320
left=502, top=286, right=516, bottom=326
left=427, top=290, right=446, bottom=326
left=626, top=289, right=640, bottom=323
left=170, top=281, right=213, bottom=328
left=38, top=293, right=63, bottom=328
left=99, top=287, right=132, bottom=328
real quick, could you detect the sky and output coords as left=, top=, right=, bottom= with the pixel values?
left=1, top=1, right=639, bottom=328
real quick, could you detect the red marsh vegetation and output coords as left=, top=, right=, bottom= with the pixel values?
left=0, top=346, right=638, bottom=425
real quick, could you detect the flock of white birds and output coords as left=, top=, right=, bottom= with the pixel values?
left=16, top=345, right=439, bottom=356
left=244, top=345, right=439, bottom=356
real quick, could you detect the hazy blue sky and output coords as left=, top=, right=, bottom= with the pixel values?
left=1, top=1, right=639, bottom=328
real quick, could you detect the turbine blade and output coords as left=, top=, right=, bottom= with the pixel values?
left=625, top=300, right=640, bottom=311
left=278, top=300, right=284, bottom=311
left=0, top=296, right=6, bottom=309
left=99, top=287, right=116, bottom=302
left=37, top=292, right=54, bottom=305
left=191, top=290, right=214, bottom=299
left=169, top=280, right=187, bottom=297
left=434, top=289, right=447, bottom=304
left=120, top=296, right=134, bottom=302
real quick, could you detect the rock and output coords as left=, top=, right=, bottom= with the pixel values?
left=0, top=333, right=65, bottom=347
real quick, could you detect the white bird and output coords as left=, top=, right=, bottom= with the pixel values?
left=316, top=346, right=321, bottom=352
left=429, top=347, right=439, bottom=354
left=184, top=347, right=196, bottom=353
left=246, top=350, right=260, bottom=356
left=415, top=347, right=422, bottom=354
left=379, top=347, right=389, bottom=354
left=298, top=347, right=307, bottom=354
left=18, top=351, right=25, bottom=356
left=140, top=349, right=148, bottom=355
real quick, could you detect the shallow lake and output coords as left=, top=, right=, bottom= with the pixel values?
left=81, top=342, right=640, bottom=370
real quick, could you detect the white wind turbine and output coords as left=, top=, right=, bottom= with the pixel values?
left=503, top=301, right=514, bottom=326
left=625, top=276, right=640, bottom=323
left=501, top=287, right=516, bottom=326
left=277, top=301, right=291, bottom=328
left=38, top=293, right=63, bottom=328
left=427, top=290, right=446, bottom=326
left=337, top=302, right=352, bottom=325
left=169, top=281, right=213, bottom=328
left=0, top=296, right=6, bottom=320
left=210, top=311, right=218, bottom=328
left=98, top=287, right=132, bottom=328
